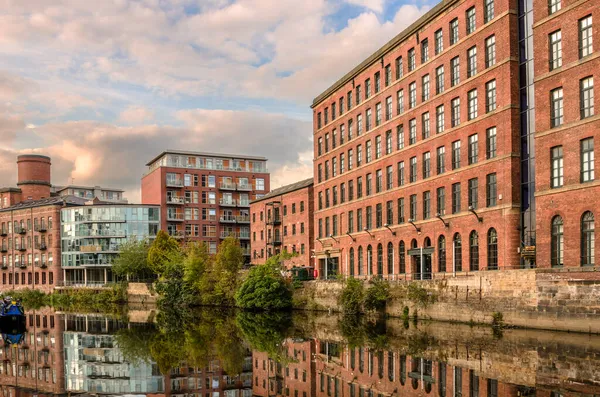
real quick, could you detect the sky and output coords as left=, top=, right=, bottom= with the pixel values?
left=0, top=0, right=432, bottom=202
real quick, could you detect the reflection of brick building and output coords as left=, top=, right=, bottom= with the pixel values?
left=250, top=179, right=314, bottom=268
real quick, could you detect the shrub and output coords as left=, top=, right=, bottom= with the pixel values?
left=235, top=253, right=292, bottom=310
left=339, top=277, right=364, bottom=315
left=407, top=283, right=437, bottom=307
left=364, top=278, right=390, bottom=312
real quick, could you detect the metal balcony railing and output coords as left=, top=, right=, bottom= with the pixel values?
left=220, top=231, right=237, bottom=239
left=220, top=216, right=236, bottom=223
left=166, top=179, right=184, bottom=187
left=219, top=199, right=236, bottom=207
left=238, top=200, right=250, bottom=207
left=166, top=196, right=185, bottom=205
left=166, top=213, right=184, bottom=221
left=236, top=215, right=250, bottom=223
left=237, top=183, right=252, bottom=191
left=266, top=216, right=282, bottom=225
left=219, top=182, right=236, bottom=190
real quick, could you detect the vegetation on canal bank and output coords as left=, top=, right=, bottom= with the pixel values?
left=11, top=284, right=127, bottom=312
left=339, top=277, right=391, bottom=314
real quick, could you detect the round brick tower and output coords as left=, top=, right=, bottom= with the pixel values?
left=17, top=154, right=51, bottom=201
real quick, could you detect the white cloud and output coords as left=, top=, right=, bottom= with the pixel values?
left=118, top=106, right=155, bottom=125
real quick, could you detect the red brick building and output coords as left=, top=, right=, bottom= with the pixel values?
left=250, top=178, right=314, bottom=268
left=312, top=0, right=522, bottom=278
left=141, top=150, right=270, bottom=262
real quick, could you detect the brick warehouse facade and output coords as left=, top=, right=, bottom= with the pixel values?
left=250, top=178, right=314, bottom=268
left=142, top=150, right=270, bottom=262
left=311, top=0, right=523, bottom=278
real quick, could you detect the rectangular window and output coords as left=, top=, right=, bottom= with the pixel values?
left=408, top=48, right=416, bottom=71
left=486, top=80, right=497, bottom=112
left=397, top=89, right=405, bottom=115
left=452, top=140, right=461, bottom=169
left=366, top=206, right=372, bottom=229
left=331, top=102, right=336, bottom=120
left=386, top=96, right=393, bottom=121
left=398, top=198, right=405, bottom=223
left=468, top=178, right=478, bottom=209
left=486, top=173, right=497, bottom=207
left=340, top=153, right=345, bottom=174
left=466, top=7, right=476, bottom=35
left=468, top=134, right=479, bottom=165
left=332, top=157, right=338, bottom=177
left=349, top=180, right=354, bottom=200
left=348, top=149, right=354, bottom=170
left=468, top=89, right=478, bottom=120
left=581, top=138, right=595, bottom=182
left=422, top=74, right=430, bottom=101
left=421, top=39, right=429, bottom=63
left=451, top=97, right=461, bottom=127
left=548, top=0, right=561, bottom=15
left=366, top=108, right=372, bottom=131
left=485, top=35, right=496, bottom=67
left=375, top=72, right=381, bottom=93
left=484, top=0, right=495, bottom=22
left=324, top=108, right=329, bottom=124
left=549, top=30, right=562, bottom=71
left=341, top=183, right=346, bottom=202
left=357, top=176, right=363, bottom=198
left=410, top=194, right=417, bottom=221
left=580, top=76, right=594, bottom=119
left=376, top=204, right=383, bottom=228
left=397, top=124, right=405, bottom=149
left=410, top=156, right=417, bottom=183
left=436, top=105, right=445, bottom=134
left=467, top=46, right=477, bottom=78
left=317, top=113, right=322, bottom=129
left=386, top=200, right=394, bottom=225
left=436, top=66, right=445, bottom=94
left=366, top=173, right=372, bottom=196
left=409, top=118, right=417, bottom=145
left=325, top=133, right=329, bottom=152
left=551, top=87, right=564, bottom=128
left=435, top=29, right=443, bottom=55
left=437, top=146, right=446, bottom=174
left=376, top=169, right=383, bottom=193
left=437, top=187, right=446, bottom=215
left=356, top=85, right=362, bottom=104
left=423, top=151, right=431, bottom=179
left=376, top=102, right=382, bottom=126
left=340, top=96, right=344, bottom=114
left=340, top=124, right=345, bottom=144
left=398, top=161, right=405, bottom=186
left=332, top=129, right=337, bottom=149
left=348, top=211, right=354, bottom=233
left=348, top=118, right=354, bottom=139
left=551, top=146, right=564, bottom=188
left=579, top=15, right=593, bottom=58
left=451, top=57, right=460, bottom=86
left=486, top=127, right=497, bottom=159
left=452, top=183, right=461, bottom=214
left=387, top=165, right=393, bottom=190
left=357, top=144, right=362, bottom=166
left=386, top=130, right=393, bottom=154
left=365, top=78, right=371, bottom=98
left=366, top=140, right=372, bottom=162
left=409, top=82, right=417, bottom=108
left=357, top=114, right=363, bottom=135
left=357, top=209, right=363, bottom=231
left=450, top=18, right=459, bottom=45
left=348, top=91, right=353, bottom=110
left=423, top=191, right=431, bottom=220
left=396, top=56, right=403, bottom=80
left=385, top=64, right=392, bottom=87
left=422, top=112, right=430, bottom=139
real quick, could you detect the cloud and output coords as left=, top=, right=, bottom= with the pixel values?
left=118, top=105, right=155, bottom=125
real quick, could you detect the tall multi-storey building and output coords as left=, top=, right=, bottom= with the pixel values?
left=250, top=178, right=314, bottom=268
left=141, top=150, right=270, bottom=262
left=312, top=0, right=522, bottom=279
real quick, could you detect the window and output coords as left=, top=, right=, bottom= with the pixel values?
left=437, top=146, right=446, bottom=174
left=348, top=119, right=353, bottom=139
left=436, top=66, right=445, bottom=94
left=376, top=169, right=383, bottom=193
left=469, top=231, right=479, bottom=271
left=348, top=211, right=354, bottom=233
left=486, top=173, right=497, bottom=207
left=325, top=133, right=330, bottom=152
left=467, top=46, right=477, bottom=78
left=324, top=160, right=329, bottom=180
left=375, top=72, right=381, bottom=93
left=581, top=138, right=595, bottom=182
left=348, top=91, right=353, bottom=110
left=486, top=80, right=497, bottom=112
left=376, top=204, right=383, bottom=228
left=410, top=194, right=417, bottom=221
left=340, top=97, right=344, bottom=114
left=451, top=57, right=460, bottom=87
left=487, top=228, right=498, bottom=269
left=386, top=96, right=393, bottom=121
left=317, top=113, right=322, bottom=129
left=357, top=114, right=363, bottom=135
left=318, top=137, right=323, bottom=156
left=422, top=112, right=430, bottom=139
left=423, top=191, right=431, bottom=219
left=551, top=146, right=564, bottom=188
left=366, top=140, right=372, bottom=163
left=452, top=183, right=461, bottom=213
left=450, top=18, right=459, bottom=45
left=358, top=246, right=363, bottom=275
left=341, top=182, right=346, bottom=202
left=356, top=84, right=362, bottom=104
left=466, top=7, right=476, bottom=35
left=551, top=216, right=564, bottom=267
left=398, top=198, right=405, bottom=224
left=387, top=165, right=393, bottom=190
left=436, top=105, right=445, bottom=133
left=410, top=157, right=417, bottom=183
left=484, top=0, right=494, bottom=22
left=451, top=97, right=461, bottom=127
left=366, top=206, right=373, bottom=229
left=366, top=173, right=372, bottom=195
left=550, top=88, right=563, bottom=127
left=485, top=35, right=496, bottom=67
left=421, top=39, right=430, bottom=63
left=422, top=74, right=430, bottom=101
left=437, top=187, right=446, bottom=215
left=549, top=0, right=561, bottom=14
left=408, top=48, right=416, bottom=71
left=397, top=89, right=405, bottom=115
left=386, top=130, right=393, bottom=154
left=332, top=157, right=337, bottom=177
left=324, top=108, right=329, bottom=124
left=366, top=78, right=371, bottom=98
left=386, top=200, right=394, bottom=225
left=423, top=152, right=431, bottom=179
left=468, top=134, right=478, bottom=165
left=332, top=102, right=336, bottom=120
left=468, top=178, right=478, bottom=209
left=486, top=127, right=497, bottom=159
left=435, top=29, right=443, bottom=55
left=454, top=233, right=462, bottom=271
left=366, top=108, right=372, bottom=131
left=468, top=89, right=478, bottom=120
left=399, top=241, right=406, bottom=273
left=256, top=178, right=265, bottom=190
left=357, top=177, right=363, bottom=198
left=579, top=16, right=593, bottom=58
left=332, top=129, right=337, bottom=149
left=549, top=30, right=562, bottom=71
left=357, top=145, right=362, bottom=166
left=438, top=235, right=447, bottom=272
left=409, top=82, right=417, bottom=108
left=397, top=125, right=405, bottom=149
left=398, top=161, right=405, bottom=186
left=452, top=140, right=461, bottom=169
left=385, top=64, right=392, bottom=87
left=396, top=56, right=403, bottom=80
left=580, top=76, right=594, bottom=119
left=348, top=149, right=354, bottom=171
left=349, top=248, right=355, bottom=276
left=340, top=153, right=345, bottom=174
left=376, top=102, right=382, bottom=126
left=581, top=212, right=595, bottom=266
left=409, top=118, right=417, bottom=145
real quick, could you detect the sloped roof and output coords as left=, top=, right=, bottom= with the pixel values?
left=252, top=178, right=314, bottom=204
left=0, top=195, right=88, bottom=212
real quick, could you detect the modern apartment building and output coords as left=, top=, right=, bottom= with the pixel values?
left=250, top=178, right=314, bottom=268
left=52, top=185, right=128, bottom=203
left=141, top=150, right=270, bottom=261
left=312, top=0, right=523, bottom=279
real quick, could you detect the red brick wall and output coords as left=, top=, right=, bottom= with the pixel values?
left=16, top=155, right=51, bottom=201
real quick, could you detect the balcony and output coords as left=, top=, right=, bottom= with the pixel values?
left=220, top=216, right=236, bottom=223
left=34, top=225, right=48, bottom=232
left=168, top=231, right=185, bottom=239
left=241, top=248, right=251, bottom=256
left=15, top=227, right=26, bottom=235
left=238, top=232, right=250, bottom=240
left=1, top=264, right=7, bottom=270
left=166, top=179, right=184, bottom=188
left=237, top=183, right=252, bottom=191
left=18, top=263, right=27, bottom=269
left=166, top=196, right=185, bottom=205
left=236, top=215, right=250, bottom=224
left=0, top=229, right=7, bottom=237
left=39, top=244, right=47, bottom=251
left=219, top=182, right=236, bottom=191
left=266, top=216, right=282, bottom=226
left=166, top=213, right=184, bottom=222
left=267, top=237, right=282, bottom=246
left=220, top=199, right=236, bottom=207
left=18, top=246, right=26, bottom=252
left=238, top=200, right=250, bottom=207
left=220, top=231, right=237, bottom=239
left=36, top=262, right=47, bottom=269
left=0, top=246, right=6, bottom=253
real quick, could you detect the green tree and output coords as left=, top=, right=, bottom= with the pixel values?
left=182, top=242, right=212, bottom=304
left=339, top=277, right=365, bottom=315
left=112, top=238, right=151, bottom=280
left=148, top=230, right=183, bottom=279
left=235, top=252, right=292, bottom=310
left=198, top=237, right=244, bottom=306
left=364, top=278, right=390, bottom=312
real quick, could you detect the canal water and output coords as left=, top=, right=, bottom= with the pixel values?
left=1, top=307, right=599, bottom=397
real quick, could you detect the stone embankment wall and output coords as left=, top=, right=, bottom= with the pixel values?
left=293, top=267, right=600, bottom=333
left=127, top=282, right=158, bottom=305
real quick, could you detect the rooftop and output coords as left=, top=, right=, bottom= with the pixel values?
left=252, top=178, right=314, bottom=204
left=53, top=185, right=125, bottom=193
left=0, top=195, right=88, bottom=212
left=146, top=150, right=268, bottom=166
left=311, top=0, right=459, bottom=108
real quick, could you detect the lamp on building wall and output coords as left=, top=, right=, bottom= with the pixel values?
left=329, top=234, right=339, bottom=243
left=346, top=230, right=356, bottom=242
left=383, top=223, right=396, bottom=236
left=468, top=206, right=484, bottom=223
left=435, top=212, right=450, bottom=228
left=316, top=237, right=324, bottom=247
left=407, top=218, right=421, bottom=233
left=363, top=227, right=374, bottom=238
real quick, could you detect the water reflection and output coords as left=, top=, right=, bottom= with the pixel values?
left=0, top=309, right=598, bottom=397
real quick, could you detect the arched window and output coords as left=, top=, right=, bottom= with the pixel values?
left=367, top=245, right=373, bottom=275
left=411, top=239, right=418, bottom=249
left=487, top=228, right=498, bottom=270
left=358, top=246, right=363, bottom=276
left=399, top=355, right=406, bottom=385
left=438, top=235, right=446, bottom=272
left=387, top=242, right=394, bottom=275
left=349, top=248, right=355, bottom=276
left=453, top=233, right=462, bottom=272
left=581, top=212, right=595, bottom=266
left=424, top=237, right=431, bottom=247
left=399, top=241, right=406, bottom=273
left=551, top=216, right=564, bottom=267
left=469, top=231, right=479, bottom=271
left=377, top=244, right=383, bottom=275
